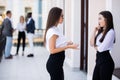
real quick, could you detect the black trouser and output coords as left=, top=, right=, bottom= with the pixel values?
left=16, top=31, right=26, bottom=53
left=92, top=50, right=115, bottom=80
left=46, top=51, right=65, bottom=80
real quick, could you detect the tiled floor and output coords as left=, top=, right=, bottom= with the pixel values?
left=0, top=46, right=87, bottom=80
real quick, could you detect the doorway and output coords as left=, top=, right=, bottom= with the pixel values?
left=80, top=0, right=89, bottom=72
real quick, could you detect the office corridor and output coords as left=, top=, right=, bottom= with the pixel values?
left=0, top=46, right=87, bottom=80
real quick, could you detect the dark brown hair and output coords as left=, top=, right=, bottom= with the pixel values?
left=27, top=12, right=32, bottom=18
left=44, top=7, right=62, bottom=46
left=6, top=10, right=11, bottom=15
left=95, top=11, right=115, bottom=45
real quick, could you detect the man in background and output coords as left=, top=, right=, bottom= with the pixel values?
left=2, top=10, right=14, bottom=59
left=26, top=12, right=35, bottom=57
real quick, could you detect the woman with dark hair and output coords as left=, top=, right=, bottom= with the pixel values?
left=90, top=11, right=115, bottom=80
left=44, top=7, right=79, bottom=80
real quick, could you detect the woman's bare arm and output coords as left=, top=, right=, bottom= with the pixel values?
left=49, top=35, right=79, bottom=54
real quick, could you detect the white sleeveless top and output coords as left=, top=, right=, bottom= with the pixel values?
left=46, top=26, right=67, bottom=52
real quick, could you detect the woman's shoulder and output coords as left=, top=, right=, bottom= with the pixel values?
left=107, top=28, right=115, bottom=36
left=46, top=26, right=59, bottom=36
left=109, top=29, right=115, bottom=33
left=47, top=26, right=57, bottom=33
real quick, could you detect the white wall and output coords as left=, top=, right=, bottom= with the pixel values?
left=111, top=0, right=120, bottom=68
left=106, top=0, right=112, bottom=11
left=6, top=0, right=13, bottom=11
left=12, top=0, right=24, bottom=28
left=65, top=0, right=81, bottom=68
left=64, top=0, right=73, bottom=67
left=42, top=0, right=64, bottom=29
left=32, top=0, right=39, bottom=29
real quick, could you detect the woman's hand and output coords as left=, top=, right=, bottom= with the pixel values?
left=90, top=25, right=100, bottom=47
left=67, top=44, right=79, bottom=49
left=94, top=26, right=100, bottom=32
left=12, top=29, right=16, bottom=33
left=67, top=41, right=73, bottom=45
left=94, top=45, right=98, bottom=51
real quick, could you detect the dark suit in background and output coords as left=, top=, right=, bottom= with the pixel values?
left=26, top=18, right=35, bottom=34
left=26, top=17, right=35, bottom=57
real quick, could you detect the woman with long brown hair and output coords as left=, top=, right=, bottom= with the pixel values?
left=90, top=11, right=115, bottom=80
left=44, top=7, right=79, bottom=80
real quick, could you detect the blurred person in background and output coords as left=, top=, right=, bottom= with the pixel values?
left=2, top=10, right=14, bottom=59
left=26, top=12, right=35, bottom=57
left=15, top=16, right=26, bottom=56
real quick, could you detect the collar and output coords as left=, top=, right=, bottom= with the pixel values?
left=27, top=18, right=32, bottom=24
left=28, top=17, right=32, bottom=21
left=6, top=16, right=11, bottom=21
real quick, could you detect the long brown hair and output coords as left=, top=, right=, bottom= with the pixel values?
left=44, top=7, right=62, bottom=46
left=95, top=11, right=115, bottom=45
